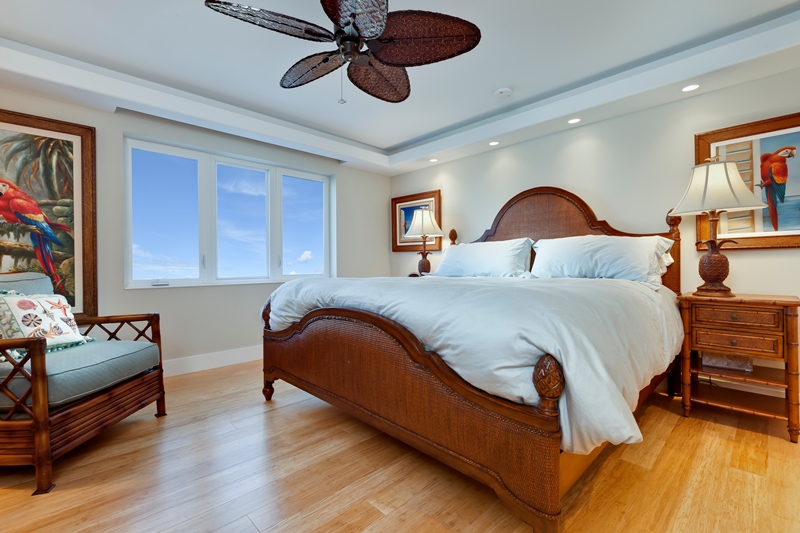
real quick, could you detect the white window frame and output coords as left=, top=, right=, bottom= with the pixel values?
left=272, top=168, right=331, bottom=281
left=124, top=137, right=331, bottom=288
left=211, top=154, right=271, bottom=283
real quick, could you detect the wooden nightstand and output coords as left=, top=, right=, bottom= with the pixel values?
left=678, top=293, right=800, bottom=443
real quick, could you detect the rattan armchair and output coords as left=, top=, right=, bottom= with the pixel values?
left=0, top=313, right=166, bottom=494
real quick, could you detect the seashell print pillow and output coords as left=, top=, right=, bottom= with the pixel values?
left=0, top=294, right=85, bottom=350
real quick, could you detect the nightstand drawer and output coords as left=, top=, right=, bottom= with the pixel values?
left=693, top=305, right=782, bottom=330
left=692, top=329, right=783, bottom=358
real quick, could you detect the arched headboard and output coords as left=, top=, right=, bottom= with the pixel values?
left=467, top=187, right=682, bottom=293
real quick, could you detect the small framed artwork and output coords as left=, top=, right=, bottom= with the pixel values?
left=0, top=109, right=97, bottom=317
left=391, top=190, right=442, bottom=252
left=695, top=112, right=800, bottom=250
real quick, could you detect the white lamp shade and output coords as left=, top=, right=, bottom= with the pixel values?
left=672, top=161, right=767, bottom=216
left=405, top=207, right=444, bottom=237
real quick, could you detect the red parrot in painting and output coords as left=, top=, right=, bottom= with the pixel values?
left=759, top=146, right=797, bottom=231
left=0, top=179, right=71, bottom=291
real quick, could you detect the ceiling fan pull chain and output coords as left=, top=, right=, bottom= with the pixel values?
left=338, top=67, right=346, bottom=104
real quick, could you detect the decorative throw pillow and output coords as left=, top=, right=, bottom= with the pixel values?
left=0, top=294, right=85, bottom=350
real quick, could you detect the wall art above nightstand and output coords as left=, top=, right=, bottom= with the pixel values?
left=391, top=190, right=442, bottom=253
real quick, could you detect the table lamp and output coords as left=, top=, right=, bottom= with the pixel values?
left=405, top=206, right=444, bottom=275
left=671, top=159, right=767, bottom=297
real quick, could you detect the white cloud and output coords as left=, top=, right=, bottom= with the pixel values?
left=217, top=178, right=267, bottom=197
left=217, top=220, right=267, bottom=254
left=297, top=250, right=314, bottom=263
left=286, top=261, right=294, bottom=266
left=132, top=244, right=199, bottom=278
left=289, top=270, right=296, bottom=275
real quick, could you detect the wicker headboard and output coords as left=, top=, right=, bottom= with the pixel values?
left=471, top=187, right=682, bottom=294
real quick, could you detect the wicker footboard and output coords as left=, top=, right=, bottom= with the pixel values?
left=263, top=306, right=565, bottom=532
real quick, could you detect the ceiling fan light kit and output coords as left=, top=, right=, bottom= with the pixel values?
left=205, top=0, right=481, bottom=103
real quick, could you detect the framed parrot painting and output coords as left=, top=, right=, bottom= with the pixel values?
left=695, top=111, right=800, bottom=251
left=0, top=109, right=96, bottom=317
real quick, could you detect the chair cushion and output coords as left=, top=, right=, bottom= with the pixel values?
left=0, top=272, right=55, bottom=295
left=0, top=340, right=160, bottom=409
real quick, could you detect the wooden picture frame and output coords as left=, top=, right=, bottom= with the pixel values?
left=391, top=190, right=442, bottom=253
left=695, top=111, right=800, bottom=250
left=0, top=109, right=97, bottom=317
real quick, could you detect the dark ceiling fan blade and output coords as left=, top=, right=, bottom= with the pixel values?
left=351, top=53, right=372, bottom=66
left=347, top=59, right=410, bottom=103
left=205, top=0, right=335, bottom=43
left=321, top=0, right=388, bottom=39
left=369, top=10, right=481, bottom=67
left=280, top=51, right=345, bottom=89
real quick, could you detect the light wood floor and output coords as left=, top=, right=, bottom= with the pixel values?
left=1, top=360, right=799, bottom=533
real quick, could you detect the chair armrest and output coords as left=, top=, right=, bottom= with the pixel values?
left=76, top=314, right=162, bottom=360
left=0, top=338, right=47, bottom=353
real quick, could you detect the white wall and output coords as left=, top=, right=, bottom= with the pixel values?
left=391, top=66, right=800, bottom=301
left=0, top=86, right=391, bottom=365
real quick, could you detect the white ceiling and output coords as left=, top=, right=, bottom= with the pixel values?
left=2, top=0, right=800, bottom=174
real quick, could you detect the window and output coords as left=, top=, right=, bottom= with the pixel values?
left=131, top=147, right=200, bottom=281
left=281, top=172, right=325, bottom=277
left=216, top=162, right=268, bottom=279
left=125, top=138, right=330, bottom=288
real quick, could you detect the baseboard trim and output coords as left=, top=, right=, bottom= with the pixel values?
left=163, top=345, right=261, bottom=377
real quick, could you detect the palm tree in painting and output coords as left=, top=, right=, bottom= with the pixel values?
left=0, top=134, right=73, bottom=201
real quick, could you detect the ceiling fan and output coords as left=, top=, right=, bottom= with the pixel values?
left=204, top=0, right=481, bottom=103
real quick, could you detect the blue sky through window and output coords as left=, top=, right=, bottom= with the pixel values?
left=283, top=175, right=323, bottom=276
left=217, top=164, right=268, bottom=278
left=131, top=148, right=199, bottom=280
left=131, top=145, right=325, bottom=282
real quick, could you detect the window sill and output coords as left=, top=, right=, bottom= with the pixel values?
left=125, top=276, right=326, bottom=290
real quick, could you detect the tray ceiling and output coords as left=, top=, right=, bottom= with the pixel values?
left=2, top=0, right=800, bottom=174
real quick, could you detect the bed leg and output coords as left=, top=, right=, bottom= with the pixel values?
left=263, top=380, right=275, bottom=401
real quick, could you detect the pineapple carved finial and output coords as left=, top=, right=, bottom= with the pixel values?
left=533, top=354, right=564, bottom=417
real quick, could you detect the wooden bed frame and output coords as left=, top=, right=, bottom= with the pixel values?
left=261, top=187, right=681, bottom=532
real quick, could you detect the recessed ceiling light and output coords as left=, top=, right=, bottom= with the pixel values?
left=568, top=118, right=580, bottom=124
left=682, top=84, right=699, bottom=92
left=489, top=141, right=500, bottom=146
left=429, top=159, right=438, bottom=163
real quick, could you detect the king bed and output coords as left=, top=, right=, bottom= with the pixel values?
left=260, top=186, right=682, bottom=532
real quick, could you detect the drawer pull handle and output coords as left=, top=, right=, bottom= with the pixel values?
left=730, top=339, right=738, bottom=346
left=730, top=314, right=739, bottom=320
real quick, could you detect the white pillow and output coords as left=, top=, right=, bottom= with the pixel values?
left=434, top=237, right=534, bottom=277
left=531, top=235, right=674, bottom=288
left=658, top=249, right=675, bottom=275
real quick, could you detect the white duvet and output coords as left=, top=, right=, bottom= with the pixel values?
left=266, top=276, right=683, bottom=454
